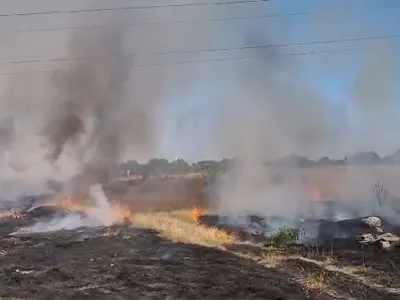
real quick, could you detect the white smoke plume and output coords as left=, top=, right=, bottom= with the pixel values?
left=0, top=1, right=399, bottom=234
left=0, top=12, right=165, bottom=204
left=0, top=4, right=169, bottom=231
left=202, top=3, right=400, bottom=225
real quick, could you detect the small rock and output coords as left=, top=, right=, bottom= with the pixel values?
left=377, top=233, right=400, bottom=243
left=357, top=233, right=375, bottom=244
left=161, top=253, right=171, bottom=260
left=379, top=240, right=393, bottom=250
left=361, top=216, right=382, bottom=228
left=375, top=227, right=384, bottom=233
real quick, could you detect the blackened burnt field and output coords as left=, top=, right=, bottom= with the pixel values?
left=1, top=173, right=400, bottom=300
left=0, top=211, right=308, bottom=300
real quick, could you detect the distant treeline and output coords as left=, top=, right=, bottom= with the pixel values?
left=119, top=150, right=400, bottom=177
left=120, top=158, right=231, bottom=177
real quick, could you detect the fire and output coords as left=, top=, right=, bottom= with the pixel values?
left=47, top=197, right=134, bottom=225
left=111, top=202, right=133, bottom=225
left=0, top=210, right=24, bottom=220
left=10, top=210, right=24, bottom=219
left=310, top=184, right=338, bottom=202
left=51, top=197, right=92, bottom=213
left=191, top=207, right=207, bottom=223
left=102, top=227, right=121, bottom=237
left=311, top=188, right=322, bottom=201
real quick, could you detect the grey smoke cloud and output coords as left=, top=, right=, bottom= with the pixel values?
left=0, top=0, right=235, bottom=201
left=207, top=4, right=400, bottom=220
left=0, top=0, right=399, bottom=227
left=0, top=12, right=168, bottom=200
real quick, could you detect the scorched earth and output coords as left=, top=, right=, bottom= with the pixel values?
left=0, top=207, right=308, bottom=300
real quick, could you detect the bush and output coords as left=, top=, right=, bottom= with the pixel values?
left=373, top=181, right=388, bottom=208
left=264, top=227, right=305, bottom=249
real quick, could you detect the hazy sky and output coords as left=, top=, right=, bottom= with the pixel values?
left=0, top=0, right=399, bottom=162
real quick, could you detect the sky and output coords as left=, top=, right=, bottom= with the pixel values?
left=0, top=0, right=400, bottom=162
left=159, top=0, right=400, bottom=161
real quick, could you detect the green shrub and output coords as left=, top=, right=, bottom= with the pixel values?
left=264, top=227, right=305, bottom=249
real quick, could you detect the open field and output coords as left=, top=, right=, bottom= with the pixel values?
left=1, top=207, right=400, bottom=299
left=1, top=169, right=400, bottom=299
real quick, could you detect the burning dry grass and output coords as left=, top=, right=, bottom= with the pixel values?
left=102, top=227, right=121, bottom=237
left=44, top=191, right=237, bottom=247
left=39, top=176, right=232, bottom=247
left=0, top=209, right=23, bottom=220
left=46, top=197, right=133, bottom=225
left=191, top=206, right=208, bottom=223
left=132, top=209, right=239, bottom=247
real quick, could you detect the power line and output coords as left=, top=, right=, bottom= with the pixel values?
left=1, top=3, right=399, bottom=34
left=0, top=0, right=271, bottom=18
left=0, top=12, right=309, bottom=34
left=0, top=45, right=381, bottom=77
left=0, top=32, right=398, bottom=66
left=2, top=0, right=400, bottom=19
left=155, top=32, right=400, bottom=55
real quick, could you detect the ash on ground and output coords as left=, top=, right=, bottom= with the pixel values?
left=199, top=201, right=400, bottom=250
left=0, top=204, right=311, bottom=300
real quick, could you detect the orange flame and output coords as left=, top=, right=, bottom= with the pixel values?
left=311, top=188, right=322, bottom=201
left=310, top=184, right=338, bottom=202
left=47, top=197, right=92, bottom=213
left=0, top=210, right=24, bottom=220
left=102, top=227, right=121, bottom=237
left=111, top=202, right=133, bottom=225
left=46, top=197, right=134, bottom=225
left=191, top=207, right=207, bottom=223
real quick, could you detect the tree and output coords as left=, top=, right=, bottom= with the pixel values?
left=169, top=159, right=190, bottom=174
left=196, top=160, right=220, bottom=176
left=145, top=158, right=170, bottom=176
left=349, top=151, right=381, bottom=165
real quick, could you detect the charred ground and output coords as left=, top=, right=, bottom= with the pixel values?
left=0, top=212, right=309, bottom=300
left=1, top=174, right=400, bottom=299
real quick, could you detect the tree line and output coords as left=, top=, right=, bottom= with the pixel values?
left=120, top=150, right=400, bottom=177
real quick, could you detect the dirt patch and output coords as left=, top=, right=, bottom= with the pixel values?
left=290, top=242, right=400, bottom=290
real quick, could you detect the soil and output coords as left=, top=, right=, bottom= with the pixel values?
left=0, top=210, right=310, bottom=300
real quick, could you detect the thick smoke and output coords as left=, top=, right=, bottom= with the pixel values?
left=42, top=24, right=147, bottom=193
left=0, top=1, right=399, bottom=233
left=206, top=4, right=400, bottom=224
left=0, top=16, right=167, bottom=203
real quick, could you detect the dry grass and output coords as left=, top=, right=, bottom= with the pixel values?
left=132, top=209, right=239, bottom=248
left=258, top=252, right=286, bottom=267
left=301, top=270, right=332, bottom=295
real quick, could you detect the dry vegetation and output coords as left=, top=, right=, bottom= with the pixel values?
left=35, top=169, right=399, bottom=298
left=3, top=171, right=400, bottom=298
left=132, top=209, right=239, bottom=247
left=108, top=175, right=241, bottom=247
left=110, top=172, right=400, bottom=299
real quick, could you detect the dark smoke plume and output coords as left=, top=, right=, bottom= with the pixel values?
left=0, top=17, right=165, bottom=200
left=43, top=25, right=131, bottom=187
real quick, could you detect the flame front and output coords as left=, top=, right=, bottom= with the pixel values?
left=47, top=197, right=134, bottom=225
left=102, top=227, right=121, bottom=237
left=51, top=197, right=92, bottom=213
left=111, top=202, right=133, bottom=225
left=0, top=210, right=24, bottom=220
left=310, top=184, right=338, bottom=202
left=191, top=207, right=207, bottom=223
left=311, top=188, right=322, bottom=201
